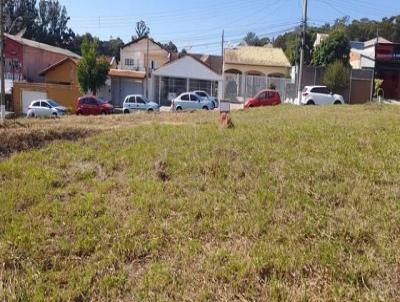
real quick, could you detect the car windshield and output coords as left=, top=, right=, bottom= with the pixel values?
left=47, top=100, right=60, bottom=107
left=97, top=96, right=109, bottom=104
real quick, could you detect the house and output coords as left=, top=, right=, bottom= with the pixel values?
left=4, top=33, right=80, bottom=83
left=350, top=37, right=392, bottom=70
left=224, top=46, right=291, bottom=77
left=111, top=37, right=172, bottom=106
left=12, top=56, right=113, bottom=115
left=152, top=55, right=223, bottom=105
left=12, top=57, right=81, bottom=114
left=223, top=46, right=291, bottom=101
left=350, top=37, right=400, bottom=100
left=314, top=33, right=329, bottom=48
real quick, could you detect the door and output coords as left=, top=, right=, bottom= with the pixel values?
left=125, top=96, right=136, bottom=110
left=319, top=87, right=334, bottom=104
left=120, top=79, right=144, bottom=107
left=40, top=101, right=53, bottom=117
left=258, top=91, right=268, bottom=106
left=29, top=100, right=41, bottom=116
left=136, top=96, right=147, bottom=110
left=22, top=90, right=47, bottom=114
left=180, top=93, right=190, bottom=109
left=190, top=94, right=202, bottom=109
left=88, top=98, right=100, bottom=115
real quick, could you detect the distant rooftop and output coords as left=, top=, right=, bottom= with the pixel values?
left=5, top=33, right=81, bottom=59
left=224, top=46, right=290, bottom=68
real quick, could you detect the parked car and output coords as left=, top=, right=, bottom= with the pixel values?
left=192, top=90, right=218, bottom=108
left=244, top=89, right=281, bottom=108
left=123, top=95, right=159, bottom=113
left=172, top=93, right=214, bottom=111
left=76, top=96, right=114, bottom=115
left=27, top=99, right=67, bottom=118
left=301, top=86, right=344, bottom=105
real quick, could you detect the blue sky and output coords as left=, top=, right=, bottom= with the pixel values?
left=60, top=0, right=399, bottom=54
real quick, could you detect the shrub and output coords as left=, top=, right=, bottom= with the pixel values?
left=323, top=60, right=350, bottom=93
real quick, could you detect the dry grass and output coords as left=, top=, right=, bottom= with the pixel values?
left=1, top=105, right=400, bottom=301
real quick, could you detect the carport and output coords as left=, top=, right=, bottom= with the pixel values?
left=152, top=55, right=223, bottom=106
left=109, top=69, right=145, bottom=107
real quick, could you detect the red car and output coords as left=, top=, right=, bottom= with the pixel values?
left=244, top=89, right=281, bottom=108
left=76, top=96, right=114, bottom=115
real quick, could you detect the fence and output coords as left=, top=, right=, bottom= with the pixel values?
left=224, top=74, right=292, bottom=102
left=297, top=66, right=374, bottom=104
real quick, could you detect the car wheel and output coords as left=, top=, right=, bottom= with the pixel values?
left=124, top=109, right=130, bottom=114
left=101, top=111, right=107, bottom=115
left=76, top=111, right=82, bottom=116
left=334, top=100, right=342, bottom=105
left=176, top=107, right=183, bottom=111
left=27, top=111, right=35, bottom=118
left=148, top=108, right=154, bottom=113
left=307, top=100, right=315, bottom=105
left=52, top=112, right=58, bottom=118
left=202, top=106, right=209, bottom=110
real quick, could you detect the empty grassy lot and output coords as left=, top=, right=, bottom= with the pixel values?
left=1, top=105, right=400, bottom=301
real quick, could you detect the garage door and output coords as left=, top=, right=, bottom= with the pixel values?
left=22, top=90, right=47, bottom=114
left=112, top=77, right=143, bottom=107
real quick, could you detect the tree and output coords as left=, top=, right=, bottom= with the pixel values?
left=323, top=60, right=350, bottom=93
left=242, top=32, right=270, bottom=46
left=162, top=41, right=178, bottom=53
left=133, top=20, right=150, bottom=40
left=32, top=0, right=75, bottom=48
left=4, top=0, right=37, bottom=36
left=312, top=30, right=350, bottom=66
left=77, top=38, right=110, bottom=95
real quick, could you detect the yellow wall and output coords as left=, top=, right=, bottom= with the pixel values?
left=44, top=60, right=78, bottom=85
left=224, top=63, right=289, bottom=77
left=13, top=82, right=81, bottom=115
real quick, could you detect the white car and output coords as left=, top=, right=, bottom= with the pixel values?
left=122, top=95, right=160, bottom=113
left=301, top=86, right=345, bottom=105
left=192, top=90, right=218, bottom=108
left=172, top=92, right=214, bottom=111
left=27, top=99, right=67, bottom=117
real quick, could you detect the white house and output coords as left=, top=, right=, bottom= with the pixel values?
left=152, top=55, right=223, bottom=106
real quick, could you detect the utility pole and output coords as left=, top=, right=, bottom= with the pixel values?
left=221, top=29, right=225, bottom=100
left=0, top=0, right=5, bottom=122
left=297, top=0, right=308, bottom=105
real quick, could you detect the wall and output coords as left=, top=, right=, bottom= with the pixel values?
left=4, top=37, right=23, bottom=80
left=23, top=46, right=67, bottom=82
left=13, top=82, right=81, bottom=115
left=224, top=63, right=289, bottom=77
left=120, top=39, right=170, bottom=71
left=44, top=60, right=78, bottom=85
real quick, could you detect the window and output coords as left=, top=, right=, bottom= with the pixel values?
left=197, top=92, right=207, bottom=97
left=190, top=94, right=200, bottom=102
left=136, top=97, right=146, bottom=104
left=125, top=58, right=134, bottom=66
left=181, top=94, right=190, bottom=101
left=126, top=96, right=135, bottom=103
left=41, top=101, right=51, bottom=108
left=88, top=98, right=98, bottom=105
left=151, top=60, right=155, bottom=70
left=258, top=92, right=267, bottom=99
left=32, top=101, right=40, bottom=107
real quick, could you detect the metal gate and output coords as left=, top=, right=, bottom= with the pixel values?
left=224, top=74, right=291, bottom=102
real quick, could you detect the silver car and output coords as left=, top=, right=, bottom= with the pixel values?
left=172, top=92, right=214, bottom=111
left=27, top=99, right=67, bottom=118
left=192, top=90, right=218, bottom=108
left=123, top=95, right=160, bottom=113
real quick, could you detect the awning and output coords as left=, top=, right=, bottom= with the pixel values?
left=109, top=69, right=145, bottom=80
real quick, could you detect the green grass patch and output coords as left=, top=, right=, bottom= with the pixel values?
left=1, top=105, right=400, bottom=301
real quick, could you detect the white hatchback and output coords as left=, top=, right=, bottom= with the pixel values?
left=301, top=86, right=344, bottom=105
left=27, top=99, right=67, bottom=117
